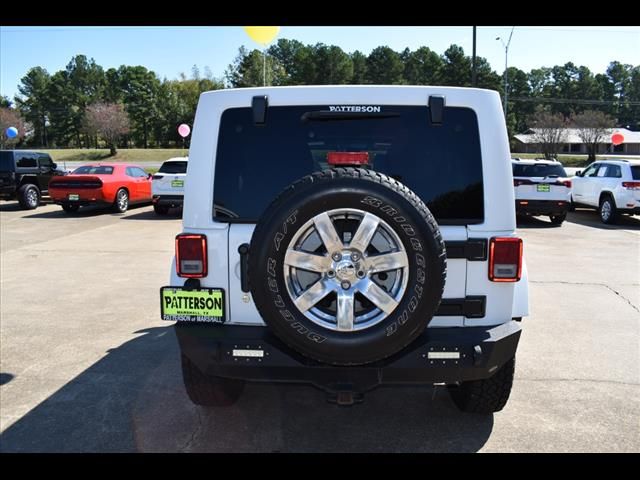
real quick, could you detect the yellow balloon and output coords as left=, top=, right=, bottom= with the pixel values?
left=243, top=26, right=280, bottom=46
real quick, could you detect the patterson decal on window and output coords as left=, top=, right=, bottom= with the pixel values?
left=328, top=105, right=382, bottom=113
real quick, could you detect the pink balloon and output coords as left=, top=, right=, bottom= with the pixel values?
left=611, top=132, right=624, bottom=146
left=178, top=124, right=191, bottom=138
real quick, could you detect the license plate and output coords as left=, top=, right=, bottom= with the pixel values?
left=160, top=287, right=225, bottom=323
left=536, top=184, right=550, bottom=193
left=171, top=180, right=184, bottom=188
left=68, top=194, right=80, bottom=201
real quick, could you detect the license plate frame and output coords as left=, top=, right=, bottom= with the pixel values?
left=536, top=184, right=551, bottom=193
left=171, top=180, right=184, bottom=188
left=68, top=194, right=80, bottom=201
left=160, top=286, right=225, bottom=323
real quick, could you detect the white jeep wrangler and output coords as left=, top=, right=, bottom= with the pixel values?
left=161, top=86, right=529, bottom=413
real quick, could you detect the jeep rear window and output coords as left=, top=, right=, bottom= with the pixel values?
left=159, top=161, right=188, bottom=174
left=213, top=105, right=484, bottom=224
left=0, top=152, right=13, bottom=171
left=512, top=163, right=567, bottom=178
left=631, top=166, right=640, bottom=180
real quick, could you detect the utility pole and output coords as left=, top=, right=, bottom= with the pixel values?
left=496, top=26, right=515, bottom=118
left=472, top=26, right=477, bottom=87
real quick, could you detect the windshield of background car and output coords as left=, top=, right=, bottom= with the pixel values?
left=159, top=161, right=188, bottom=174
left=631, top=166, right=640, bottom=180
left=0, top=152, right=13, bottom=171
left=512, top=163, right=567, bottom=178
left=213, top=105, right=484, bottom=224
left=72, top=166, right=114, bottom=175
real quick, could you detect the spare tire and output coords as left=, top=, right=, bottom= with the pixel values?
left=249, top=168, right=446, bottom=365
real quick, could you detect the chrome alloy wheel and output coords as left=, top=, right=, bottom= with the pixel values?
left=283, top=208, right=409, bottom=332
left=26, top=188, right=38, bottom=207
left=117, top=190, right=128, bottom=211
left=600, top=200, right=611, bottom=221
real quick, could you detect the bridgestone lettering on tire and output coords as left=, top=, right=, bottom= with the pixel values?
left=248, top=168, right=446, bottom=366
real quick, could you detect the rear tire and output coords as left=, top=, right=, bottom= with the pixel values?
left=448, top=357, right=515, bottom=414
left=18, top=184, right=40, bottom=210
left=153, top=204, right=170, bottom=215
left=181, top=354, right=244, bottom=407
left=113, top=188, right=129, bottom=213
left=550, top=213, right=566, bottom=225
left=598, top=196, right=617, bottom=224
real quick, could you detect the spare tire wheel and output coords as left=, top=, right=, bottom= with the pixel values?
left=248, top=168, right=446, bottom=366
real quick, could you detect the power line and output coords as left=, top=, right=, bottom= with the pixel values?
left=511, top=96, right=640, bottom=106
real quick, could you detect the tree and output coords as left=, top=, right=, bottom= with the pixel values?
left=46, top=70, right=77, bottom=147
left=476, top=57, right=501, bottom=91
left=0, top=108, right=26, bottom=149
left=115, top=65, right=161, bottom=148
left=225, top=47, right=287, bottom=87
left=366, top=47, right=404, bottom=84
left=267, top=39, right=311, bottom=85
left=606, top=61, right=633, bottom=123
left=310, top=44, right=353, bottom=84
left=628, top=66, right=640, bottom=128
left=15, top=67, right=51, bottom=147
left=350, top=51, right=368, bottom=84
left=403, top=47, right=443, bottom=85
left=529, top=109, right=569, bottom=159
left=441, top=45, right=471, bottom=87
left=572, top=110, right=615, bottom=162
left=82, top=103, right=130, bottom=156
left=1, top=96, right=12, bottom=108
left=504, top=67, right=533, bottom=136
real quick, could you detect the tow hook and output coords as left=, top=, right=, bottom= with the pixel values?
left=327, top=388, right=364, bottom=406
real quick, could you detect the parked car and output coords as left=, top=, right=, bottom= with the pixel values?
left=160, top=86, right=528, bottom=413
left=48, top=163, right=152, bottom=213
left=0, top=150, right=64, bottom=209
left=571, top=159, right=640, bottom=224
left=151, top=157, right=188, bottom=215
left=512, top=158, right=572, bottom=225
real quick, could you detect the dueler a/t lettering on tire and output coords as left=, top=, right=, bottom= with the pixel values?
left=248, top=168, right=446, bottom=366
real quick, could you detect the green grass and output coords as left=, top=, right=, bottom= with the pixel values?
left=41, top=148, right=188, bottom=163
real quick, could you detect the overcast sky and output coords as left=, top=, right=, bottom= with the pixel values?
left=1, top=26, right=638, bottom=100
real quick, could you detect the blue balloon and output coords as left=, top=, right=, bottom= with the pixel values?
left=5, top=127, right=18, bottom=139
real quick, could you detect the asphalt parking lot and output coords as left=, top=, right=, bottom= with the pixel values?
left=0, top=202, right=638, bottom=452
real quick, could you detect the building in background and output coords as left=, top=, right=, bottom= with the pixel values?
left=514, top=128, right=640, bottom=155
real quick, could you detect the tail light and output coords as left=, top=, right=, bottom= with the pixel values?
left=622, top=181, right=640, bottom=190
left=513, top=179, right=533, bottom=186
left=176, top=234, right=207, bottom=278
left=327, top=151, right=369, bottom=166
left=152, top=174, right=163, bottom=180
left=489, top=237, right=523, bottom=282
left=555, top=180, right=572, bottom=188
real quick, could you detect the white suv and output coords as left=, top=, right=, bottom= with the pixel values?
left=151, top=157, right=188, bottom=215
left=512, top=158, right=572, bottom=225
left=161, top=86, right=529, bottom=413
left=571, top=159, right=640, bottom=224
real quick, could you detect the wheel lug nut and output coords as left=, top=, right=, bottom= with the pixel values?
left=332, top=252, right=341, bottom=261
left=351, top=252, right=360, bottom=261
left=357, top=270, right=365, bottom=278
left=327, top=270, right=335, bottom=278
left=341, top=281, right=351, bottom=290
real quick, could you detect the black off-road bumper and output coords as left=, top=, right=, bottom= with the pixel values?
left=516, top=199, right=568, bottom=216
left=152, top=195, right=183, bottom=209
left=175, top=321, right=521, bottom=395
